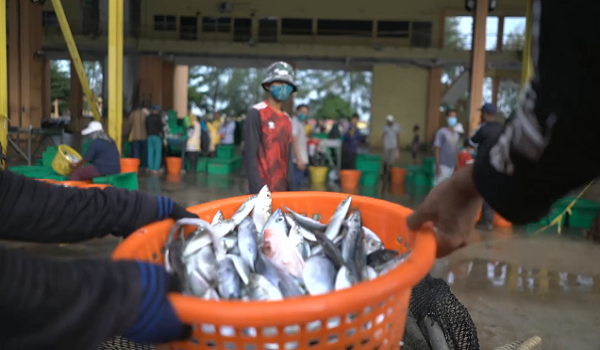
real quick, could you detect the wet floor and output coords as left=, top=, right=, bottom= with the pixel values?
left=4, top=171, right=600, bottom=349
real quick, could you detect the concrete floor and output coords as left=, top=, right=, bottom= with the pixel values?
left=4, top=171, right=600, bottom=350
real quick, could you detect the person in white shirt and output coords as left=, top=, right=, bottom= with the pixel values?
left=291, top=104, right=310, bottom=190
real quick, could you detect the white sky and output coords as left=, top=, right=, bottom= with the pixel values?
left=456, top=16, right=526, bottom=50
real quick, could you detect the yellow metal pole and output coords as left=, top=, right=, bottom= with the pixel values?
left=521, top=0, right=534, bottom=86
left=108, top=0, right=123, bottom=154
left=49, top=0, right=101, bottom=122
left=0, top=0, right=8, bottom=167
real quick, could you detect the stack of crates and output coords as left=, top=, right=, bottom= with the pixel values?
left=208, top=145, right=242, bottom=175
left=527, top=197, right=600, bottom=231
left=402, top=157, right=435, bottom=192
left=93, top=172, right=139, bottom=190
left=355, top=154, right=381, bottom=186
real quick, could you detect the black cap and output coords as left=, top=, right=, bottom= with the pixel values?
left=481, top=103, right=497, bottom=114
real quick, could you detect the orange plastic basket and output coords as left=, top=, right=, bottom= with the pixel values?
left=112, top=192, right=436, bottom=350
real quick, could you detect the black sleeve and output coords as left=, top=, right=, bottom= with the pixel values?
left=0, top=170, right=172, bottom=243
left=0, top=247, right=143, bottom=350
left=473, top=0, right=598, bottom=224
left=469, top=126, right=483, bottom=145
left=243, top=109, right=263, bottom=194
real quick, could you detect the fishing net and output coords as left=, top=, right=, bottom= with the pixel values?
left=403, top=274, right=480, bottom=350
left=95, top=274, right=480, bottom=350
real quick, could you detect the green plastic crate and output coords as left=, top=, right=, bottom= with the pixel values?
left=356, top=157, right=381, bottom=173
left=35, top=159, right=43, bottom=166
left=197, top=157, right=209, bottom=172
left=414, top=171, right=434, bottom=187
left=360, top=185, right=378, bottom=198
left=8, top=165, right=46, bottom=174
left=93, top=172, right=139, bottom=190
left=216, top=145, right=236, bottom=159
left=42, top=146, right=59, bottom=167
left=313, top=133, right=328, bottom=139
left=27, top=172, right=68, bottom=181
left=359, top=171, right=379, bottom=186
left=403, top=165, right=421, bottom=188
left=566, top=198, right=600, bottom=229
left=122, top=141, right=131, bottom=158
left=530, top=206, right=565, bottom=227
left=422, top=157, right=435, bottom=175
left=207, top=158, right=234, bottom=175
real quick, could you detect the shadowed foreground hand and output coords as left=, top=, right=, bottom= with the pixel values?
left=406, top=165, right=482, bottom=258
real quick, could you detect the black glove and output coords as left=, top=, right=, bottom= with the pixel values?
left=157, top=196, right=198, bottom=220
left=124, top=262, right=192, bottom=344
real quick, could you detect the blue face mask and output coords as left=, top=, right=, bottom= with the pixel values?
left=297, top=113, right=307, bottom=121
left=447, top=116, right=458, bottom=127
left=270, top=84, right=293, bottom=101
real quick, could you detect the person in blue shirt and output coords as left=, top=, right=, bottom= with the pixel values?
left=69, top=121, right=121, bottom=181
left=342, top=114, right=364, bottom=169
left=219, top=114, right=236, bottom=145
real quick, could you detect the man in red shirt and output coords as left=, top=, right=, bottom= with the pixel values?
left=243, top=62, right=296, bottom=194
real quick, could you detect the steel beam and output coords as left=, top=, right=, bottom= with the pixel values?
left=50, top=0, right=101, bottom=122
left=0, top=0, right=7, bottom=165
left=521, top=0, right=534, bottom=86
left=108, top=0, right=123, bottom=154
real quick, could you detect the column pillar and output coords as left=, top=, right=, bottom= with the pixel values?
left=162, top=61, right=175, bottom=110
left=70, top=61, right=83, bottom=150
left=426, top=67, right=442, bottom=143
left=173, top=65, right=188, bottom=117
left=467, top=0, right=489, bottom=135
left=496, top=16, right=505, bottom=52
left=41, top=58, right=51, bottom=121
left=371, top=64, right=428, bottom=148
left=492, top=76, right=500, bottom=106
left=139, top=56, right=164, bottom=108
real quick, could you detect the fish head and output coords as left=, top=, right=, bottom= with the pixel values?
left=337, top=196, right=353, bottom=215
left=263, top=209, right=288, bottom=235
left=347, top=211, right=362, bottom=228
left=257, top=185, right=273, bottom=213
left=211, top=211, right=224, bottom=225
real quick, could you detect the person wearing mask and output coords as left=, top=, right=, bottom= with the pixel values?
left=469, top=103, right=504, bottom=231
left=219, top=114, right=236, bottom=146
left=129, top=107, right=149, bottom=167
left=243, top=61, right=296, bottom=194
left=69, top=121, right=121, bottom=181
left=146, top=105, right=164, bottom=174
left=291, top=104, right=310, bottom=190
left=0, top=169, right=197, bottom=349
left=381, top=115, right=401, bottom=176
left=342, top=114, right=363, bottom=170
left=433, top=110, right=460, bottom=186
left=407, top=0, right=595, bottom=257
left=186, top=116, right=202, bottom=173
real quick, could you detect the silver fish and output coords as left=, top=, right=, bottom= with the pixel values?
left=285, top=212, right=318, bottom=242
left=311, top=233, right=345, bottom=256
left=186, top=245, right=218, bottom=284
left=284, top=212, right=308, bottom=259
left=341, top=211, right=365, bottom=270
left=375, top=252, right=410, bottom=276
left=242, top=274, right=284, bottom=301
left=253, top=185, right=272, bottom=236
left=263, top=209, right=304, bottom=278
left=188, top=268, right=212, bottom=296
left=238, top=217, right=259, bottom=272
left=211, top=210, right=224, bottom=225
left=222, top=235, right=238, bottom=253
left=228, top=254, right=251, bottom=285
left=231, top=195, right=257, bottom=226
left=164, top=224, right=186, bottom=280
left=311, top=230, right=345, bottom=269
left=363, top=266, right=378, bottom=280
left=366, top=249, right=399, bottom=268
left=334, top=265, right=360, bottom=291
left=303, top=256, right=336, bottom=295
left=201, top=288, right=221, bottom=301
left=324, top=196, right=352, bottom=240
left=285, top=206, right=327, bottom=234
left=217, top=256, right=242, bottom=299
left=182, top=219, right=234, bottom=258
left=255, top=252, right=303, bottom=298
left=363, top=226, right=384, bottom=254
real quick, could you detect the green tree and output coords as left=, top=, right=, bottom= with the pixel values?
left=504, top=24, right=525, bottom=51
left=312, top=93, right=356, bottom=120
left=83, top=61, right=103, bottom=97
left=50, top=60, right=70, bottom=114
left=444, top=17, right=467, bottom=50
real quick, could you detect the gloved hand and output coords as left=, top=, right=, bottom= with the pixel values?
left=125, top=262, right=192, bottom=344
left=156, top=196, right=199, bottom=221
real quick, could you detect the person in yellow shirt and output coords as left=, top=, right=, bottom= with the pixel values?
left=206, top=115, right=220, bottom=156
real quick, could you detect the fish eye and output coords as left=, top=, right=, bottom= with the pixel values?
left=267, top=193, right=271, bottom=198
left=277, top=217, right=284, bottom=223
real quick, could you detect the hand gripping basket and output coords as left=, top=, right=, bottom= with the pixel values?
left=112, top=192, right=436, bottom=350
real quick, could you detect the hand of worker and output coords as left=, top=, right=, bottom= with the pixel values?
left=166, top=198, right=199, bottom=221
left=297, top=162, right=307, bottom=171
left=70, top=161, right=78, bottom=169
left=124, top=262, right=192, bottom=344
left=406, top=165, right=482, bottom=257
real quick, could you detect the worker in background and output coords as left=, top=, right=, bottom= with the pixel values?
left=411, top=124, right=421, bottom=164
left=199, top=115, right=211, bottom=157
left=457, top=138, right=475, bottom=169
left=129, top=106, right=148, bottom=168
left=69, top=121, right=121, bottom=181
left=219, top=113, right=236, bottom=146
left=433, top=110, right=460, bottom=187
left=469, top=103, right=504, bottom=231
left=145, top=105, right=164, bottom=174
left=341, top=114, right=363, bottom=170
left=207, top=114, right=220, bottom=157
left=0, top=169, right=197, bottom=349
left=291, top=104, right=310, bottom=190
left=243, top=61, right=295, bottom=194
left=381, top=115, right=401, bottom=177
left=407, top=0, right=596, bottom=257
left=186, top=115, right=202, bottom=173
